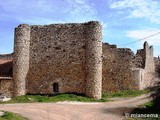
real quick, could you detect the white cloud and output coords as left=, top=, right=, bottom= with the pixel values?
left=64, top=0, right=98, bottom=22
left=0, top=0, right=56, bottom=14
left=126, top=28, right=160, bottom=46
left=109, top=0, right=160, bottom=24
left=101, top=21, right=108, bottom=36
left=75, top=0, right=85, bottom=4
left=0, top=0, right=98, bottom=24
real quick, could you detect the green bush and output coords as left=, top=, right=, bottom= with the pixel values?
left=1, top=112, right=13, bottom=119
left=0, top=111, right=28, bottom=120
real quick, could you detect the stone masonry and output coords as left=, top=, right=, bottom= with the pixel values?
left=0, top=54, right=13, bottom=97
left=102, top=43, right=137, bottom=92
left=102, top=41, right=157, bottom=92
left=13, top=24, right=30, bottom=97
left=13, top=21, right=102, bottom=100
left=0, top=21, right=157, bottom=99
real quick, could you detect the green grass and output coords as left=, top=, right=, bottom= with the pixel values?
left=0, top=111, right=28, bottom=120
left=0, top=93, right=109, bottom=104
left=102, top=90, right=148, bottom=98
left=144, top=101, right=154, bottom=108
left=0, top=90, right=147, bottom=104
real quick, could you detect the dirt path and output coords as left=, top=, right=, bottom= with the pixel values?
left=0, top=94, right=152, bottom=120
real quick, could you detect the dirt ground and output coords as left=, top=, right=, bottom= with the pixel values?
left=0, top=94, right=152, bottom=120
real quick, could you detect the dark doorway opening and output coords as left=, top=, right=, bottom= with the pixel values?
left=53, top=83, right=59, bottom=93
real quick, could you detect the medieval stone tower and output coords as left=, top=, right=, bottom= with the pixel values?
left=13, top=24, right=30, bottom=97
left=13, top=21, right=102, bottom=100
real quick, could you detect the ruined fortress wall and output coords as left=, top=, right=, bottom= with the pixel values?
left=27, top=23, right=86, bottom=94
left=85, top=22, right=102, bottom=100
left=0, top=79, right=13, bottom=97
left=133, top=42, right=156, bottom=89
left=102, top=41, right=156, bottom=92
left=142, top=42, right=156, bottom=88
left=0, top=54, right=13, bottom=65
left=0, top=61, right=13, bottom=78
left=134, top=49, right=145, bottom=68
left=134, top=42, right=155, bottom=72
left=131, top=68, right=144, bottom=90
left=154, top=57, right=160, bottom=74
left=13, top=24, right=30, bottom=97
left=154, top=57, right=160, bottom=82
left=0, top=54, right=13, bottom=97
left=102, top=43, right=138, bottom=92
left=0, top=53, right=13, bottom=60
left=144, top=42, right=155, bottom=72
left=25, top=21, right=102, bottom=99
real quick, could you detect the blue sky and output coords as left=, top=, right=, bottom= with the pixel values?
left=0, top=0, right=160, bottom=56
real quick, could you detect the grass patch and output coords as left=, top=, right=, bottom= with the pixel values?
left=0, top=90, right=147, bottom=104
left=0, top=111, right=28, bottom=120
left=102, top=90, right=148, bottom=98
left=0, top=93, right=109, bottom=104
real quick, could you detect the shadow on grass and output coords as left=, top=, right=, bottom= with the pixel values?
left=102, top=107, right=135, bottom=116
left=131, top=75, right=160, bottom=118
left=27, top=92, right=86, bottom=97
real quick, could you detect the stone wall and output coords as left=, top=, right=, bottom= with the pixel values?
left=14, top=21, right=102, bottom=100
left=2, top=21, right=156, bottom=98
left=154, top=57, right=160, bottom=74
left=154, top=57, right=160, bottom=84
left=142, top=42, right=156, bottom=88
left=0, top=53, right=13, bottom=67
left=0, top=61, right=12, bottom=78
left=0, top=53, right=13, bottom=60
left=144, top=42, right=155, bottom=72
left=27, top=23, right=86, bottom=94
left=0, top=79, right=13, bottom=97
left=134, top=42, right=156, bottom=89
left=134, top=49, right=145, bottom=68
left=102, top=41, right=156, bottom=92
left=0, top=54, right=13, bottom=97
left=102, top=43, right=138, bottom=92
